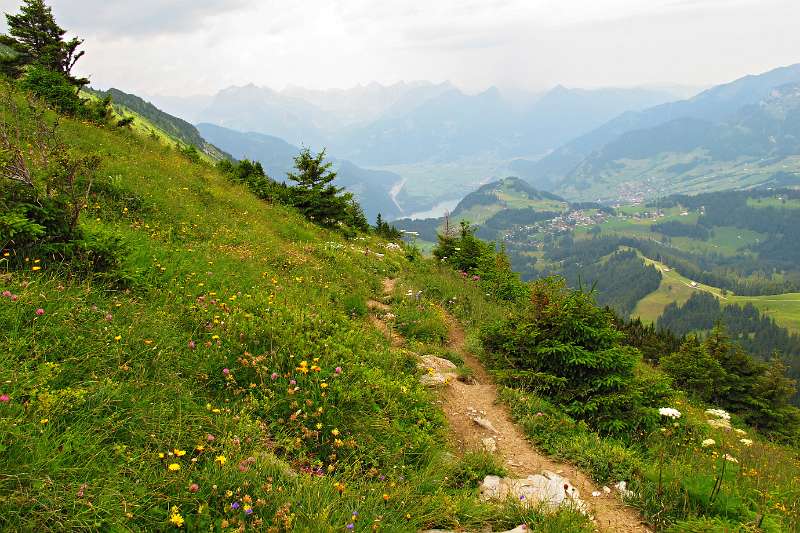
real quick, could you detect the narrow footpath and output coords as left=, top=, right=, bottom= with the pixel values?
left=369, top=278, right=651, bottom=533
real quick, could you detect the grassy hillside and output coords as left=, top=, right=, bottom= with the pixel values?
left=95, top=88, right=228, bottom=163
left=0, top=84, right=594, bottom=531
left=634, top=255, right=800, bottom=334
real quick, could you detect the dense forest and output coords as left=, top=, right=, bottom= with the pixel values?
left=535, top=233, right=800, bottom=296
left=658, top=292, right=800, bottom=402
left=553, top=250, right=662, bottom=316
left=650, top=220, right=709, bottom=240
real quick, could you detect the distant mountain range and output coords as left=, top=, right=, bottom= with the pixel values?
left=142, top=65, right=800, bottom=212
left=515, top=63, right=800, bottom=202
left=152, top=81, right=682, bottom=167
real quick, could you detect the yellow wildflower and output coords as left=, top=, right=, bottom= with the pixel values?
left=169, top=508, right=185, bottom=527
left=174, top=449, right=186, bottom=457
left=168, top=463, right=181, bottom=471
left=215, top=455, right=227, bottom=466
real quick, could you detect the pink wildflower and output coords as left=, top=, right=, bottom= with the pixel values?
left=0, top=394, right=9, bottom=403
left=335, top=367, right=342, bottom=374
left=222, top=368, right=230, bottom=375
left=35, top=308, right=45, bottom=316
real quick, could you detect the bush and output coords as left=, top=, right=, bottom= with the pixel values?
left=482, top=277, right=658, bottom=435
left=20, top=66, right=109, bottom=121
left=74, top=226, right=128, bottom=273
left=433, top=221, right=528, bottom=303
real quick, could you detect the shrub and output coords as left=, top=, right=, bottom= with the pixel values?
left=433, top=221, right=528, bottom=303
left=20, top=66, right=109, bottom=121
left=74, top=226, right=128, bottom=273
left=482, top=277, right=658, bottom=435
left=500, top=388, right=643, bottom=483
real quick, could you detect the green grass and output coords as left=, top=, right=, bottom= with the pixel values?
left=499, top=388, right=800, bottom=531
left=0, top=84, right=593, bottom=531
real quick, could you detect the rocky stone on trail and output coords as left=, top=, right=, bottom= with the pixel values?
left=417, top=355, right=458, bottom=387
left=472, top=416, right=499, bottom=433
left=481, top=437, right=497, bottom=453
left=479, top=471, right=588, bottom=515
left=615, top=481, right=634, bottom=499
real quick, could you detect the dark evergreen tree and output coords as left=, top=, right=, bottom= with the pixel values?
left=5, top=0, right=88, bottom=86
left=480, top=277, right=660, bottom=435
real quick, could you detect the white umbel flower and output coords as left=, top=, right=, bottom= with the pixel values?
left=658, top=407, right=682, bottom=419
left=705, top=408, right=731, bottom=420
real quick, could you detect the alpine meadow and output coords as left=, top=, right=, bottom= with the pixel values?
left=1, top=1, right=800, bottom=532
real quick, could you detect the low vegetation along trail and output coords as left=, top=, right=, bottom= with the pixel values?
left=370, top=278, right=650, bottom=533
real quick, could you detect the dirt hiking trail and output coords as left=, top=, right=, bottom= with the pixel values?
left=370, top=278, right=651, bottom=533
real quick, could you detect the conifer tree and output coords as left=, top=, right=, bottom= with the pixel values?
left=287, top=148, right=347, bottom=227
left=5, top=0, right=87, bottom=86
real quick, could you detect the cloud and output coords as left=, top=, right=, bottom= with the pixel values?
left=3, top=0, right=797, bottom=96
left=46, top=0, right=250, bottom=36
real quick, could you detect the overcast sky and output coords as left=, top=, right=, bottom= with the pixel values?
left=2, top=0, right=799, bottom=96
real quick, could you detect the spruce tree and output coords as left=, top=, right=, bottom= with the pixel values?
left=287, top=148, right=346, bottom=227
left=5, top=0, right=87, bottom=85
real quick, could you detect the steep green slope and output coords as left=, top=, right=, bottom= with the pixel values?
left=0, top=84, right=592, bottom=531
left=98, top=88, right=229, bottom=162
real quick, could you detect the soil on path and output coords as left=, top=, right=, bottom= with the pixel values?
left=440, top=314, right=651, bottom=533
left=370, top=278, right=651, bottom=533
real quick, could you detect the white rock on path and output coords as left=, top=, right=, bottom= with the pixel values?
left=481, top=437, right=497, bottom=453
left=480, top=471, right=588, bottom=515
left=417, top=355, right=458, bottom=387
left=615, top=480, right=634, bottom=499
left=472, top=416, right=499, bottom=433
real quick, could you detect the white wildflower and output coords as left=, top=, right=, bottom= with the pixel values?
left=734, top=428, right=747, bottom=436
left=658, top=407, right=682, bottom=419
left=723, top=454, right=738, bottom=463
left=740, top=438, right=753, bottom=447
left=705, top=408, right=731, bottom=420
left=701, top=438, right=716, bottom=448
left=706, top=418, right=732, bottom=430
